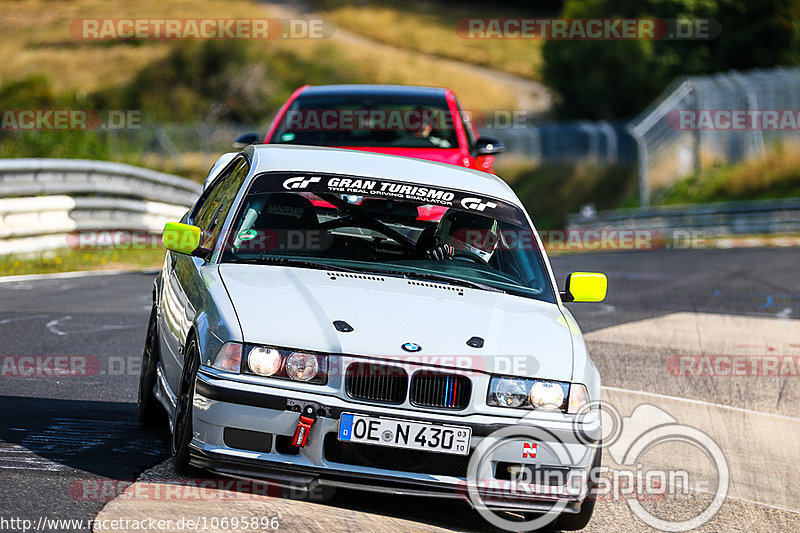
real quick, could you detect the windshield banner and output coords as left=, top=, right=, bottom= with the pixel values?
left=250, top=172, right=527, bottom=226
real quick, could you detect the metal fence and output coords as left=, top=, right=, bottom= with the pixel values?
left=86, top=121, right=639, bottom=169
left=485, top=121, right=637, bottom=166
left=98, top=124, right=258, bottom=169
left=629, top=66, right=800, bottom=206
left=0, top=159, right=201, bottom=255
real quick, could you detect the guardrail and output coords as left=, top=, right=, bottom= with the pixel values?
left=567, top=198, right=800, bottom=238
left=0, top=159, right=202, bottom=256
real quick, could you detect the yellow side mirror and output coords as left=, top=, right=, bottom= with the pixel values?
left=562, top=272, right=607, bottom=302
left=162, top=222, right=203, bottom=255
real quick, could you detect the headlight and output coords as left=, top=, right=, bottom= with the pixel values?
left=285, top=351, right=320, bottom=382
left=487, top=376, right=570, bottom=412
left=211, top=342, right=242, bottom=372
left=247, top=346, right=282, bottom=376
left=243, top=345, right=327, bottom=384
left=530, top=380, right=566, bottom=410
left=490, top=378, right=529, bottom=408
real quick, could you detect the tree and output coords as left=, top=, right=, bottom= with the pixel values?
left=542, top=0, right=800, bottom=120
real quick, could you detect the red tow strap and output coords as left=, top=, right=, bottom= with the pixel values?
left=291, top=405, right=317, bottom=447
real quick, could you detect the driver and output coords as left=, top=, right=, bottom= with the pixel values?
left=424, top=209, right=500, bottom=262
left=408, top=107, right=451, bottom=148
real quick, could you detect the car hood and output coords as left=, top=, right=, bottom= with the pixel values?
left=219, top=264, right=573, bottom=380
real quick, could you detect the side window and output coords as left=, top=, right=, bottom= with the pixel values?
left=192, top=158, right=250, bottom=249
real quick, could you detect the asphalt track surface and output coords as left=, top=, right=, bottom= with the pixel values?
left=0, top=247, right=798, bottom=532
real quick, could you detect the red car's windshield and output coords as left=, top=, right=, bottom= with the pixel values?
left=269, top=94, right=460, bottom=149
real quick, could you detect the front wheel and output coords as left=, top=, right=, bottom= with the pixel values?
left=138, top=306, right=166, bottom=426
left=171, top=337, right=201, bottom=474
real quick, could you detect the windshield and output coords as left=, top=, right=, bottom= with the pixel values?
left=269, top=93, right=460, bottom=149
left=219, top=172, right=555, bottom=303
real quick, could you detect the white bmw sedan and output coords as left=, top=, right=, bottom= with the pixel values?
left=139, top=144, right=607, bottom=530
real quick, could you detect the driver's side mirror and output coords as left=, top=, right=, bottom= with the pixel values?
left=474, top=136, right=505, bottom=156
left=233, top=132, right=261, bottom=149
left=162, top=222, right=212, bottom=260
left=561, top=272, right=607, bottom=302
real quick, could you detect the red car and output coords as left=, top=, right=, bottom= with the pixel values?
left=235, top=84, right=504, bottom=174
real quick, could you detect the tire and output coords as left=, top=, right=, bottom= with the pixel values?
left=171, top=337, right=201, bottom=474
left=551, top=443, right=602, bottom=531
left=137, top=306, right=166, bottom=426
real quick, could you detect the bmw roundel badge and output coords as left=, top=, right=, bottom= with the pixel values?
left=401, top=342, right=421, bottom=353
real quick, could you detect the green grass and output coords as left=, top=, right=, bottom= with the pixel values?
left=0, top=130, right=218, bottom=182
left=0, top=0, right=262, bottom=94
left=657, top=146, right=800, bottom=205
left=311, top=0, right=549, bottom=81
left=1, top=0, right=522, bottom=122
left=0, top=248, right=167, bottom=277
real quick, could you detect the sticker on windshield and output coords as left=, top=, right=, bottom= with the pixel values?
left=257, top=172, right=527, bottom=226
left=281, top=132, right=296, bottom=142
left=279, top=175, right=456, bottom=205
left=461, top=197, right=497, bottom=211
left=238, top=229, right=257, bottom=241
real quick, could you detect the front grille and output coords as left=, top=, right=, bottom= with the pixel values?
left=323, top=433, right=470, bottom=477
left=410, top=371, right=471, bottom=409
left=345, top=363, right=408, bottom=404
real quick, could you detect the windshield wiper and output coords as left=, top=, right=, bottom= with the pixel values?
left=376, top=269, right=506, bottom=294
left=227, top=254, right=363, bottom=273
left=228, top=256, right=505, bottom=293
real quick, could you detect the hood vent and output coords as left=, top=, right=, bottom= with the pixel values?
left=327, top=272, right=385, bottom=282
left=466, top=336, right=484, bottom=348
left=333, top=320, right=354, bottom=333
left=406, top=280, right=464, bottom=296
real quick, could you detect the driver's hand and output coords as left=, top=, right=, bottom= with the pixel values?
left=425, top=243, right=454, bottom=260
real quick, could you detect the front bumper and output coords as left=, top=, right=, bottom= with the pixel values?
left=190, top=369, right=601, bottom=513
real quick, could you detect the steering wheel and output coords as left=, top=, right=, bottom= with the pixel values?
left=452, top=250, right=489, bottom=265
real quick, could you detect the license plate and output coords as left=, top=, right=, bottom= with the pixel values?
left=338, top=413, right=472, bottom=455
